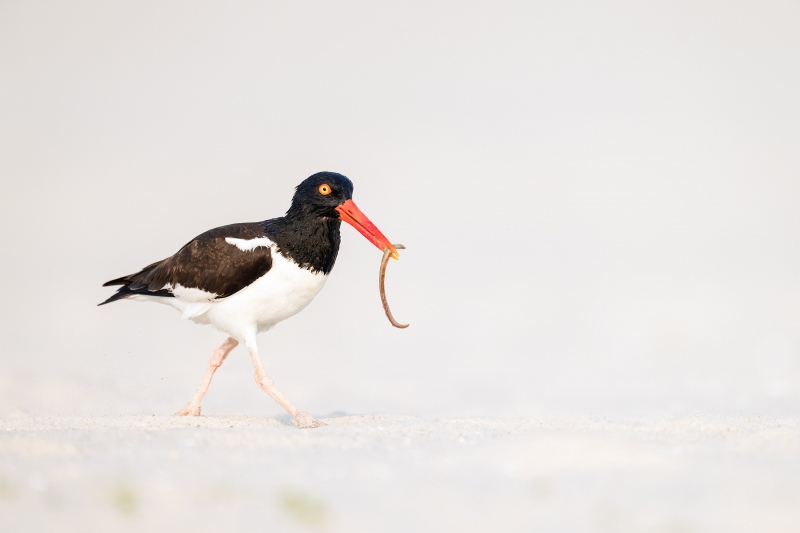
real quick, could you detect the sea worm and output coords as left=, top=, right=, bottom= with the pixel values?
left=380, top=244, right=409, bottom=329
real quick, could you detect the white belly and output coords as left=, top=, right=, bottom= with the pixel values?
left=203, top=250, right=328, bottom=339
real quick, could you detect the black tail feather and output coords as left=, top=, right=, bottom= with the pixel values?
left=98, top=288, right=132, bottom=306
left=98, top=285, right=174, bottom=306
left=99, top=260, right=173, bottom=305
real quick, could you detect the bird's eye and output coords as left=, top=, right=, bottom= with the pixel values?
left=318, top=184, right=331, bottom=195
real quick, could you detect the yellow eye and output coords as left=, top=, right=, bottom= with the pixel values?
left=318, top=184, right=331, bottom=195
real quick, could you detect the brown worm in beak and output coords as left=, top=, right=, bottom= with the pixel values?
left=380, top=244, right=409, bottom=328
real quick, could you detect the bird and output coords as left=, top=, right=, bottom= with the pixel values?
left=99, top=171, right=399, bottom=428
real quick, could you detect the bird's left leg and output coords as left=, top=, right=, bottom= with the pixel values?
left=246, top=342, right=326, bottom=429
left=176, top=337, right=238, bottom=416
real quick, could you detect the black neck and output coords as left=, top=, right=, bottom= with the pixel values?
left=263, top=211, right=341, bottom=274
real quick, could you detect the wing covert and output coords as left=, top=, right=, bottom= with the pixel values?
left=101, top=222, right=274, bottom=304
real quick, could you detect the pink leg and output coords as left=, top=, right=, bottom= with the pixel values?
left=248, top=346, right=326, bottom=428
left=176, top=337, right=239, bottom=416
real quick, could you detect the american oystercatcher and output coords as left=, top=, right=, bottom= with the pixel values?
left=100, top=172, right=399, bottom=428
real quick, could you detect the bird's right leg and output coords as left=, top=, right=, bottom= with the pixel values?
left=246, top=341, right=326, bottom=429
left=175, top=337, right=239, bottom=416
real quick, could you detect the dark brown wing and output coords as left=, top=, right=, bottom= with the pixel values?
left=100, top=222, right=272, bottom=305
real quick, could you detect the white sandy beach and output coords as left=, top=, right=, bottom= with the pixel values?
left=1, top=414, right=799, bottom=532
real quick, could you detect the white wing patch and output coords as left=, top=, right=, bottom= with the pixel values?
left=225, top=237, right=274, bottom=252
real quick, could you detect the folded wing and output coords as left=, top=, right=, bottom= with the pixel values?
left=99, top=223, right=273, bottom=306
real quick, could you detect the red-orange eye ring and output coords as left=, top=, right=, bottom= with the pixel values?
left=318, top=184, right=331, bottom=195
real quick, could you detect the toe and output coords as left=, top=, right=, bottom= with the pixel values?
left=175, top=405, right=201, bottom=416
left=294, top=411, right=326, bottom=428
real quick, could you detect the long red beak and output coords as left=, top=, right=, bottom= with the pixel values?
left=336, top=200, right=399, bottom=260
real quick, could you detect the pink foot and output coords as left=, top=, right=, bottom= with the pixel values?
left=175, top=404, right=201, bottom=416
left=294, top=411, right=326, bottom=429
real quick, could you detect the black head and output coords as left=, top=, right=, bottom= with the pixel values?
left=287, top=171, right=354, bottom=219
left=283, top=170, right=399, bottom=260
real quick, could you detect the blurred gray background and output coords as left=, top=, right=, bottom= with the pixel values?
left=1, top=0, right=799, bottom=420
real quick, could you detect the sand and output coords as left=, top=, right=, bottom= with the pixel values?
left=1, top=414, right=799, bottom=532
